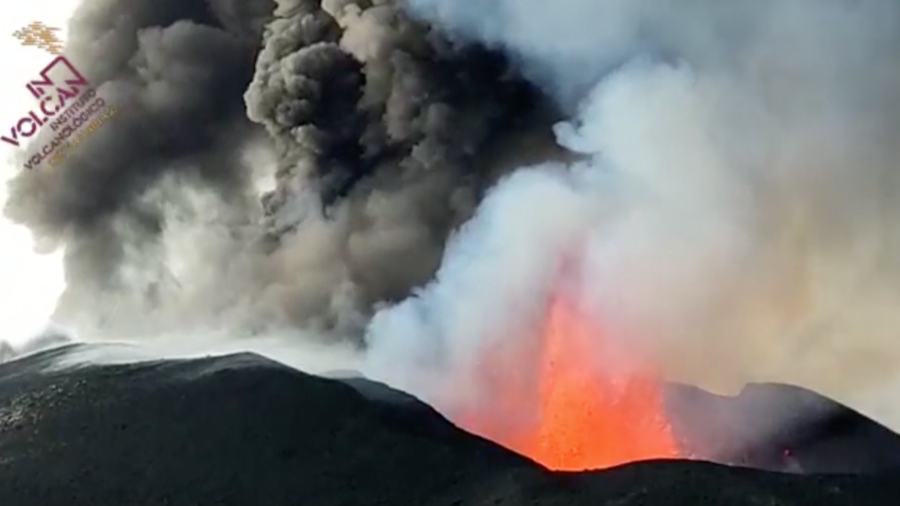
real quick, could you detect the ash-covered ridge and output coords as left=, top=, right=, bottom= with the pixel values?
left=1, top=346, right=900, bottom=506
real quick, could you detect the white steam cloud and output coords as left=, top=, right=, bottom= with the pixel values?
left=363, top=0, right=900, bottom=431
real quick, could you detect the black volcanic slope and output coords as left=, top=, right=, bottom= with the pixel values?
left=665, top=382, right=900, bottom=473
left=0, top=345, right=899, bottom=506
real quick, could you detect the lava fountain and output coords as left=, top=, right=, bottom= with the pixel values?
left=457, top=283, right=681, bottom=471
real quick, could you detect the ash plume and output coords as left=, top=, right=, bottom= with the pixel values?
left=363, top=0, right=900, bottom=438
left=242, top=0, right=547, bottom=332
left=1, top=0, right=548, bottom=341
left=2, top=0, right=278, bottom=339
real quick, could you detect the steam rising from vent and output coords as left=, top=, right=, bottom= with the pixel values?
left=363, top=0, right=900, bottom=439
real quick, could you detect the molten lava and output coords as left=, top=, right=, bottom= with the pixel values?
left=461, top=291, right=680, bottom=471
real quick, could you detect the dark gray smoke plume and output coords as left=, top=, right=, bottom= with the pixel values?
left=2, top=0, right=552, bottom=341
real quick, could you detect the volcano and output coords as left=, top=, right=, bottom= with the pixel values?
left=1, top=344, right=900, bottom=506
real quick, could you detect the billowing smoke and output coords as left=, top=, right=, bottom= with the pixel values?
left=2, top=0, right=548, bottom=341
left=240, top=0, right=547, bottom=334
left=362, top=0, right=900, bottom=434
left=3, top=0, right=276, bottom=338
left=5, top=0, right=900, bottom=451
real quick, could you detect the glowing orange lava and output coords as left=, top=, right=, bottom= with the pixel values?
left=460, top=291, right=680, bottom=471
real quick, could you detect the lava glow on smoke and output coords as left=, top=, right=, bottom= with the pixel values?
left=459, top=287, right=681, bottom=471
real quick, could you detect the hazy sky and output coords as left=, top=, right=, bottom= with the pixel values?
left=0, top=0, right=77, bottom=346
